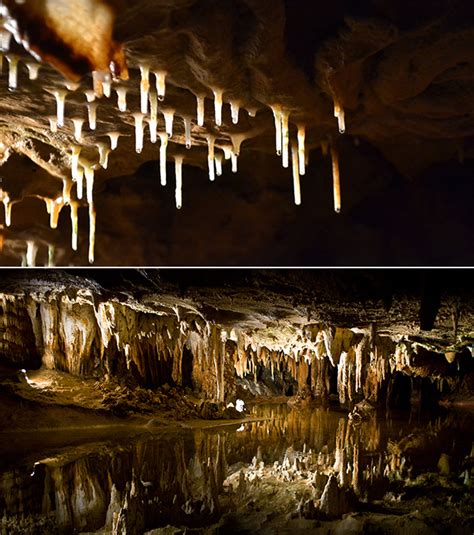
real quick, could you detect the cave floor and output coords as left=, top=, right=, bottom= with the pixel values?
left=0, top=402, right=473, bottom=534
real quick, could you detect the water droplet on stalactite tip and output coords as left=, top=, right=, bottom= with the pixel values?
left=213, top=89, right=224, bottom=127
left=331, top=145, right=341, bottom=213
left=107, top=132, right=121, bottom=151
left=334, top=102, right=346, bottom=134
left=207, top=135, right=216, bottom=182
left=230, top=100, right=240, bottom=124
left=148, top=91, right=158, bottom=143
left=183, top=116, right=192, bottom=149
left=139, top=63, right=150, bottom=114
left=281, top=110, right=290, bottom=168
left=70, top=202, right=78, bottom=251
left=6, top=54, right=19, bottom=90
left=196, top=94, right=205, bottom=127
left=88, top=203, right=96, bottom=264
left=87, top=102, right=98, bottom=130
left=297, top=125, right=306, bottom=176
left=25, top=62, right=40, bottom=80
left=96, top=142, right=110, bottom=169
left=215, top=153, right=223, bottom=176
left=115, top=86, right=128, bottom=112
left=162, top=109, right=175, bottom=138
left=270, top=104, right=283, bottom=156
left=132, top=112, right=145, bottom=154
left=174, top=155, right=184, bottom=209
left=71, top=117, right=84, bottom=143
left=159, top=132, right=168, bottom=186
left=291, top=142, right=302, bottom=206
left=26, top=240, right=38, bottom=267
left=154, top=71, right=167, bottom=101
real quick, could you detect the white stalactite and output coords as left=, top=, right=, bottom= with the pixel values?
left=84, top=165, right=95, bottom=205
left=331, top=145, right=341, bottom=213
left=230, top=100, right=240, bottom=124
left=45, top=197, right=64, bottom=229
left=92, top=70, right=111, bottom=98
left=88, top=203, right=96, bottom=264
left=115, top=86, right=128, bottom=112
left=281, top=110, right=290, bottom=168
left=139, top=63, right=150, bottom=114
left=149, top=91, right=158, bottom=143
left=71, top=145, right=81, bottom=181
left=163, top=109, right=175, bottom=138
left=231, top=153, right=238, bottom=173
left=25, top=62, right=40, bottom=80
left=70, top=202, right=78, bottom=251
left=107, top=132, right=121, bottom=151
left=96, top=142, right=111, bottom=169
left=71, top=117, right=84, bottom=142
left=291, top=143, right=302, bottom=206
left=207, top=135, right=216, bottom=182
left=52, top=89, right=68, bottom=128
left=334, top=102, right=346, bottom=134
left=76, top=165, right=84, bottom=200
left=3, top=196, right=12, bottom=227
left=83, top=89, right=95, bottom=103
left=159, top=132, right=168, bottom=186
left=196, top=94, right=205, bottom=127
left=47, top=116, right=58, bottom=133
left=183, top=116, right=192, bottom=149
left=271, top=104, right=283, bottom=156
left=62, top=177, right=73, bottom=204
left=6, top=54, right=19, bottom=90
left=26, top=241, right=38, bottom=267
left=87, top=102, right=98, bottom=130
left=297, top=125, right=306, bottom=176
left=174, top=155, right=184, bottom=209
left=215, top=153, right=223, bottom=176
left=213, top=89, right=223, bottom=127
left=154, top=71, right=167, bottom=101
left=132, top=112, right=145, bottom=154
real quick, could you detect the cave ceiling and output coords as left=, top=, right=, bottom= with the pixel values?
left=0, top=0, right=473, bottom=265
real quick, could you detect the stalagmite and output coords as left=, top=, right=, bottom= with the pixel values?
left=107, top=132, right=121, bottom=151
left=132, top=112, right=145, bottom=153
left=230, top=100, right=240, bottom=124
left=84, top=89, right=96, bottom=103
left=215, top=153, right=223, bottom=176
left=207, top=135, right=216, bottom=182
left=183, top=116, right=192, bottom=149
left=26, top=240, right=38, bottom=267
left=148, top=91, right=158, bottom=143
left=281, top=110, right=290, bottom=168
left=297, top=125, right=306, bottom=175
left=162, top=109, right=175, bottom=138
left=292, top=143, right=302, bottom=206
left=2, top=196, right=12, bottom=226
left=159, top=132, right=168, bottom=186
left=196, top=94, right=205, bottom=127
left=115, top=86, right=128, bottom=112
left=25, top=62, right=40, bottom=80
left=6, top=54, right=19, bottom=90
left=47, top=116, right=58, bottom=134
left=88, top=203, right=96, bottom=264
left=139, top=63, right=150, bottom=114
left=71, top=117, right=84, bottom=142
left=271, top=104, right=283, bottom=156
left=334, top=102, right=346, bottom=134
left=87, top=102, right=98, bottom=130
left=51, top=89, right=68, bottom=128
left=154, top=71, right=167, bottom=101
left=174, top=155, right=184, bottom=209
left=96, top=142, right=111, bottom=169
left=331, top=145, right=341, bottom=213
left=70, top=202, right=78, bottom=251
left=213, top=89, right=224, bottom=127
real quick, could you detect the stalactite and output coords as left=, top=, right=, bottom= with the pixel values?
left=132, top=112, right=145, bottom=154
left=154, top=71, right=167, bottom=101
left=84, top=164, right=95, bottom=205
left=25, top=61, right=40, bottom=80
left=139, top=63, right=150, bottom=114
left=230, top=100, right=240, bottom=124
left=207, top=135, right=216, bottom=182
left=183, top=116, right=192, bottom=149
left=62, top=177, right=73, bottom=204
left=51, top=88, right=68, bottom=128
left=331, top=145, right=341, bottom=213
left=83, top=90, right=95, bottom=105
left=47, top=116, right=58, bottom=133
left=76, top=165, right=84, bottom=200
left=6, top=53, right=19, bottom=90
left=270, top=104, right=283, bottom=156
left=87, top=102, right=98, bottom=130
left=334, top=101, right=346, bottom=134
left=115, top=86, right=128, bottom=112
left=174, top=155, right=184, bottom=210
left=291, top=142, right=302, bottom=206
left=44, top=197, right=64, bottom=229
left=196, top=94, right=205, bottom=127
left=281, top=110, right=290, bottom=168
left=148, top=91, right=158, bottom=143
left=96, top=142, right=111, bottom=169
left=213, top=88, right=223, bottom=127
left=297, top=125, right=306, bottom=175
left=88, top=203, right=96, bottom=264
left=107, top=132, right=121, bottom=151
left=92, top=70, right=112, bottom=98
left=70, top=202, right=78, bottom=251
left=159, top=132, right=168, bottom=186
left=215, top=153, right=223, bottom=176
left=71, top=117, right=84, bottom=143
left=25, top=241, right=38, bottom=267
left=162, top=109, right=175, bottom=138
left=71, top=145, right=81, bottom=181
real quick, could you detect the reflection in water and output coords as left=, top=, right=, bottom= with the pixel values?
left=0, top=405, right=473, bottom=533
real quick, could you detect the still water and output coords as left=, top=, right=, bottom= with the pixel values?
left=0, top=404, right=472, bottom=534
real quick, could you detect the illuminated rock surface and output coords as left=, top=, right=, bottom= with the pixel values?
left=0, top=1, right=473, bottom=265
